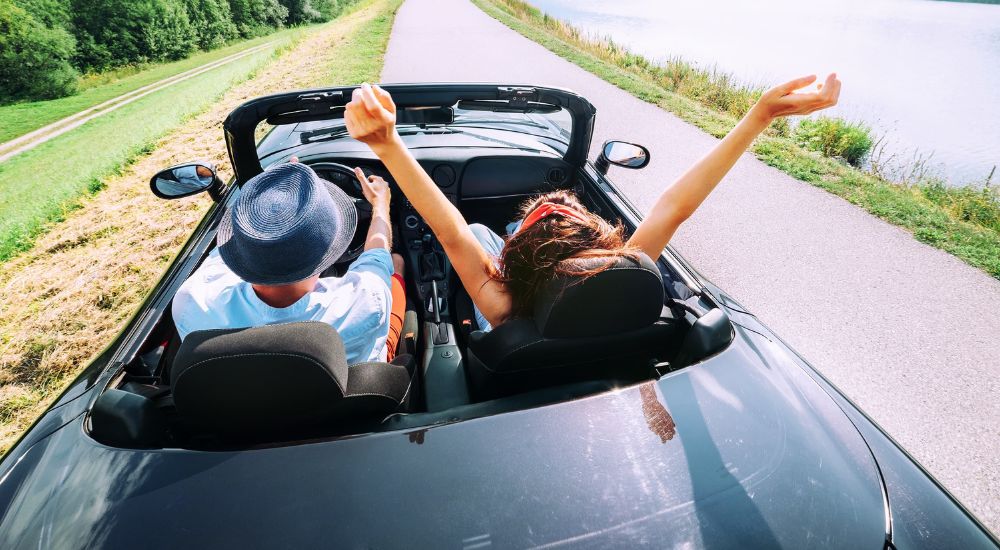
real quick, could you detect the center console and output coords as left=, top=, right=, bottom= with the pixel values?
left=398, top=197, right=470, bottom=410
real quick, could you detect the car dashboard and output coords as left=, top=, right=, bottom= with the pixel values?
left=304, top=148, right=574, bottom=199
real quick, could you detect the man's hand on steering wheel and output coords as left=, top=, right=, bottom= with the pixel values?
left=353, top=167, right=391, bottom=213
left=354, top=167, right=393, bottom=252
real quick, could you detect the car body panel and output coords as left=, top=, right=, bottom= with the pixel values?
left=733, top=313, right=1000, bottom=548
left=0, top=329, right=887, bottom=549
left=1, top=83, right=996, bottom=549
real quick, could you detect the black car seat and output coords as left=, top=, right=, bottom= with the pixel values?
left=171, top=321, right=416, bottom=442
left=464, top=253, right=680, bottom=400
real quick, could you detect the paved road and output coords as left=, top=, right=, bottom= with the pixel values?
left=382, top=0, right=1000, bottom=531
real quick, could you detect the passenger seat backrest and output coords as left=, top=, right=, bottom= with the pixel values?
left=533, top=254, right=665, bottom=338
left=467, top=254, right=676, bottom=400
left=171, top=321, right=414, bottom=440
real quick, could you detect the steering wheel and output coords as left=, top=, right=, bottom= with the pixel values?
left=306, top=162, right=371, bottom=265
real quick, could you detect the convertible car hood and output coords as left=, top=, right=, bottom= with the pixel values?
left=0, top=326, right=886, bottom=548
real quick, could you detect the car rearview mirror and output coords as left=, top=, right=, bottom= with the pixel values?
left=151, top=162, right=222, bottom=200
left=396, top=106, right=454, bottom=125
left=596, top=140, right=650, bottom=175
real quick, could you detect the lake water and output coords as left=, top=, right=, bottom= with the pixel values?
left=529, top=0, right=1000, bottom=185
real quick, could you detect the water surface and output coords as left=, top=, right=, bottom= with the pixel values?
left=531, top=0, right=1000, bottom=184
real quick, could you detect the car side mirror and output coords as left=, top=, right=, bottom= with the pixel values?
left=150, top=162, right=223, bottom=201
left=595, top=140, right=650, bottom=175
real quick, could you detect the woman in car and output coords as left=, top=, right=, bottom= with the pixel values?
left=345, top=76, right=840, bottom=331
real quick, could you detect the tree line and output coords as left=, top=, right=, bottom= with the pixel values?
left=0, top=0, right=356, bottom=103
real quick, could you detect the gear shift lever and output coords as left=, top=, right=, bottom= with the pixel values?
left=420, top=233, right=445, bottom=281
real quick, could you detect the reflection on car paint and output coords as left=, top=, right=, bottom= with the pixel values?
left=639, top=382, right=676, bottom=443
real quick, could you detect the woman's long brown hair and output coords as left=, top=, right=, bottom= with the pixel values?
left=492, top=190, right=639, bottom=321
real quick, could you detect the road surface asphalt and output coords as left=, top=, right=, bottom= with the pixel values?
left=381, top=0, right=1000, bottom=532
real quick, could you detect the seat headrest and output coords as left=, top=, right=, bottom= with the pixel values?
left=171, top=321, right=349, bottom=436
left=532, top=253, right=664, bottom=338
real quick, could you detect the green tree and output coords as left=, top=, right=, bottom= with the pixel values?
left=279, top=0, right=320, bottom=24
left=71, top=0, right=198, bottom=71
left=228, top=0, right=287, bottom=38
left=184, top=0, right=239, bottom=50
left=0, top=0, right=79, bottom=102
left=18, top=0, right=71, bottom=27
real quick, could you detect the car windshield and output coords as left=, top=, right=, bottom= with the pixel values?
left=256, top=101, right=574, bottom=161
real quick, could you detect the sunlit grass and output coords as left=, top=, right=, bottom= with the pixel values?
left=0, top=48, right=282, bottom=263
left=0, top=27, right=310, bottom=144
left=0, top=0, right=401, bottom=455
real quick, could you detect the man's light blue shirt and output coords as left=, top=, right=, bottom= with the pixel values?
left=172, top=248, right=394, bottom=364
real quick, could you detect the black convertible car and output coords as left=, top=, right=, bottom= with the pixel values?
left=0, top=84, right=995, bottom=549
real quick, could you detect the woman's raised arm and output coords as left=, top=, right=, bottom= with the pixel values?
left=627, top=73, right=841, bottom=259
left=344, top=84, right=512, bottom=326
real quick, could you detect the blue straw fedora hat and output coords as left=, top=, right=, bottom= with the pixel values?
left=217, top=163, right=358, bottom=285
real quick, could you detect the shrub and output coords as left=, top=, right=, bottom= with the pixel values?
left=228, top=0, right=288, bottom=38
left=184, top=0, right=239, bottom=50
left=280, top=0, right=321, bottom=24
left=18, top=0, right=71, bottom=27
left=0, top=0, right=79, bottom=102
left=793, top=116, right=874, bottom=166
left=71, top=0, right=198, bottom=71
left=316, top=0, right=361, bottom=19
left=921, top=179, right=1000, bottom=233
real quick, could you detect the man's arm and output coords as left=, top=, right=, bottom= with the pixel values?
left=354, top=168, right=392, bottom=251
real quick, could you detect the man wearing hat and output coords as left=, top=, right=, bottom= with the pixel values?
left=172, top=161, right=407, bottom=364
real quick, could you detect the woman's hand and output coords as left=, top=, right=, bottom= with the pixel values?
left=750, top=73, right=841, bottom=122
left=345, top=83, right=399, bottom=152
left=344, top=84, right=514, bottom=325
left=629, top=73, right=843, bottom=260
left=354, top=167, right=391, bottom=211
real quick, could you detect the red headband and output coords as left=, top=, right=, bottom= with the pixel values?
left=517, top=201, right=591, bottom=234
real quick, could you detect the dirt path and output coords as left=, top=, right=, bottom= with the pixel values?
left=382, top=0, right=1000, bottom=531
left=0, top=1, right=392, bottom=451
left=0, top=42, right=275, bottom=164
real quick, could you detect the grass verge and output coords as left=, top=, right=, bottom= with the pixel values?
left=0, top=30, right=316, bottom=264
left=0, top=0, right=402, bottom=453
left=472, top=0, right=1000, bottom=279
left=0, top=28, right=313, bottom=144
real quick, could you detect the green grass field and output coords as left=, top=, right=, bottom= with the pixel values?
left=0, top=33, right=311, bottom=264
left=473, top=0, right=1000, bottom=279
left=0, top=0, right=402, bottom=453
left=0, top=29, right=310, bottom=144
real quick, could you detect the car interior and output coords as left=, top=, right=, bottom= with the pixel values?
left=88, top=90, right=734, bottom=451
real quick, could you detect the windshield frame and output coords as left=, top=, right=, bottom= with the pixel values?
left=224, top=84, right=596, bottom=184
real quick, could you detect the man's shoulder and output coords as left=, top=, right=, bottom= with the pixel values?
left=322, top=249, right=393, bottom=293
left=175, top=277, right=242, bottom=307
left=174, top=252, right=246, bottom=311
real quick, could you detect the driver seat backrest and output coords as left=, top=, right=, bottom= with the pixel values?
left=171, top=321, right=415, bottom=441
left=466, top=253, right=677, bottom=400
